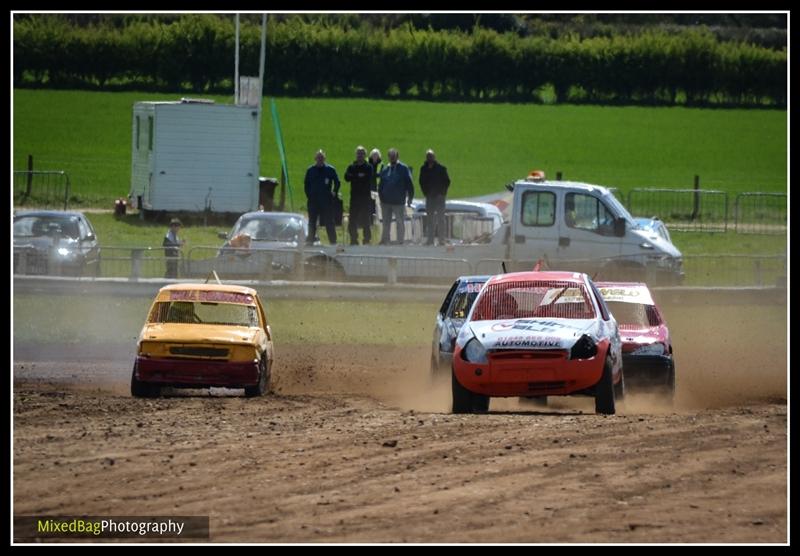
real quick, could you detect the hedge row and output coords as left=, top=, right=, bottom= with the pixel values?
left=13, top=15, right=787, bottom=106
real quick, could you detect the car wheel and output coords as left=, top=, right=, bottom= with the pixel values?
left=594, top=357, right=616, bottom=415
left=245, top=356, right=269, bottom=397
left=451, top=370, right=489, bottom=414
left=429, top=355, right=439, bottom=383
left=613, top=367, right=626, bottom=401
left=130, top=364, right=160, bottom=398
left=661, top=364, right=676, bottom=405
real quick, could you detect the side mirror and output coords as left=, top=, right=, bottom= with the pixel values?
left=217, top=231, right=228, bottom=240
left=85, top=233, right=95, bottom=241
left=614, top=218, right=626, bottom=237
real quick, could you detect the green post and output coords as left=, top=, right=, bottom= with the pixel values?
left=270, top=99, right=293, bottom=212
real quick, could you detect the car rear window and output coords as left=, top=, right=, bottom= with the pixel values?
left=471, top=280, right=596, bottom=321
left=448, top=291, right=480, bottom=319
left=607, top=301, right=661, bottom=328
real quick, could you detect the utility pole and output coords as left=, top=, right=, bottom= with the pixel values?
left=234, top=13, right=240, bottom=103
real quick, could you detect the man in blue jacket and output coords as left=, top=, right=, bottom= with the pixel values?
left=378, top=148, right=414, bottom=245
left=304, top=149, right=341, bottom=245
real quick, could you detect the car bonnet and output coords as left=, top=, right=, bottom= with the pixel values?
left=460, top=318, right=599, bottom=351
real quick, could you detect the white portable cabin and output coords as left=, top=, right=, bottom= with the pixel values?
left=129, top=99, right=260, bottom=214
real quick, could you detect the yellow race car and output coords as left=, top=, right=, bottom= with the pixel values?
left=131, top=283, right=274, bottom=397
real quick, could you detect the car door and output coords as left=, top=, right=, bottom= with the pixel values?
left=557, top=191, right=623, bottom=268
left=509, top=187, right=561, bottom=271
left=433, top=279, right=459, bottom=367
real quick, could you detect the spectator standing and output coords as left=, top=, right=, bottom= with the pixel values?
left=419, top=149, right=451, bottom=246
left=344, top=146, right=375, bottom=245
left=304, top=149, right=341, bottom=245
left=162, top=217, right=185, bottom=279
left=368, top=148, right=382, bottom=227
left=378, top=148, right=414, bottom=245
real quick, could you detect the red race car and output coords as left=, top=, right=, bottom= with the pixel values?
left=596, top=282, right=675, bottom=400
left=452, top=271, right=624, bottom=415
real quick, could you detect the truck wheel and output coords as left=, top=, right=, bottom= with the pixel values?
left=130, top=364, right=160, bottom=398
left=594, top=357, right=616, bottom=415
left=452, top=370, right=489, bottom=414
left=245, top=356, right=269, bottom=397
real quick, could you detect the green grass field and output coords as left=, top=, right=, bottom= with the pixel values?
left=12, top=294, right=434, bottom=347
left=13, top=89, right=787, bottom=208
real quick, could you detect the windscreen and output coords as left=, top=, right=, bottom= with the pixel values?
left=14, top=215, right=81, bottom=239
left=607, top=301, right=661, bottom=329
left=471, top=280, right=596, bottom=321
left=232, top=216, right=304, bottom=242
left=149, top=301, right=259, bottom=327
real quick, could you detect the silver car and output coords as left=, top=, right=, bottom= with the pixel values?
left=431, top=275, right=490, bottom=379
left=13, top=210, right=101, bottom=276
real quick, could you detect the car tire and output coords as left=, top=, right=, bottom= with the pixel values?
left=613, top=367, right=626, bottom=401
left=452, top=370, right=489, bottom=414
left=662, top=364, right=676, bottom=405
left=245, top=356, right=269, bottom=397
left=594, top=357, right=616, bottom=415
left=130, top=364, right=160, bottom=398
left=429, top=355, right=440, bottom=383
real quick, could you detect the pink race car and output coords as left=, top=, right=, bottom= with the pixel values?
left=596, top=282, right=675, bottom=400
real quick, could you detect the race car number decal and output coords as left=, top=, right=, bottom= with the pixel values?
left=465, top=282, right=484, bottom=293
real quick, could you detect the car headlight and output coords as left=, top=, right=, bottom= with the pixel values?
left=57, top=247, right=72, bottom=257
left=632, top=342, right=666, bottom=356
left=570, top=334, right=598, bottom=360
left=462, top=338, right=488, bottom=364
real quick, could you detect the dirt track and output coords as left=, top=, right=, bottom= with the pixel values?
left=13, top=333, right=787, bottom=543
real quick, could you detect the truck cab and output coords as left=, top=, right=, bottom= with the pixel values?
left=507, top=176, right=684, bottom=284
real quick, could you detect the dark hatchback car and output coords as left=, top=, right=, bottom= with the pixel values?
left=430, top=275, right=490, bottom=379
left=13, top=210, right=101, bottom=276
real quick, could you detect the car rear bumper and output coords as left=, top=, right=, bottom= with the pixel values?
left=453, top=351, right=605, bottom=397
left=622, top=354, right=674, bottom=387
left=135, top=356, right=260, bottom=388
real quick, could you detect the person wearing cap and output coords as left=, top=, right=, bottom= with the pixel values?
left=163, top=218, right=186, bottom=279
left=344, top=146, right=375, bottom=245
left=419, top=149, right=451, bottom=246
left=378, top=148, right=414, bottom=245
left=304, top=149, right=341, bottom=245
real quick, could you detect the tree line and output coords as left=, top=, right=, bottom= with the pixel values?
left=13, top=14, right=787, bottom=107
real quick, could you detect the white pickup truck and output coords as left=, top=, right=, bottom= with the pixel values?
left=190, top=175, right=684, bottom=285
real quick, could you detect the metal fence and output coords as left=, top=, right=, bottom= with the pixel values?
left=97, top=246, right=173, bottom=280
left=13, top=242, right=787, bottom=288
left=734, top=193, right=788, bottom=235
left=13, top=171, right=71, bottom=211
left=626, top=188, right=729, bottom=232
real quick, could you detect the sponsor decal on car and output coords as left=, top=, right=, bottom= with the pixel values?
left=169, top=290, right=255, bottom=305
left=598, top=286, right=653, bottom=305
left=495, top=335, right=561, bottom=348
